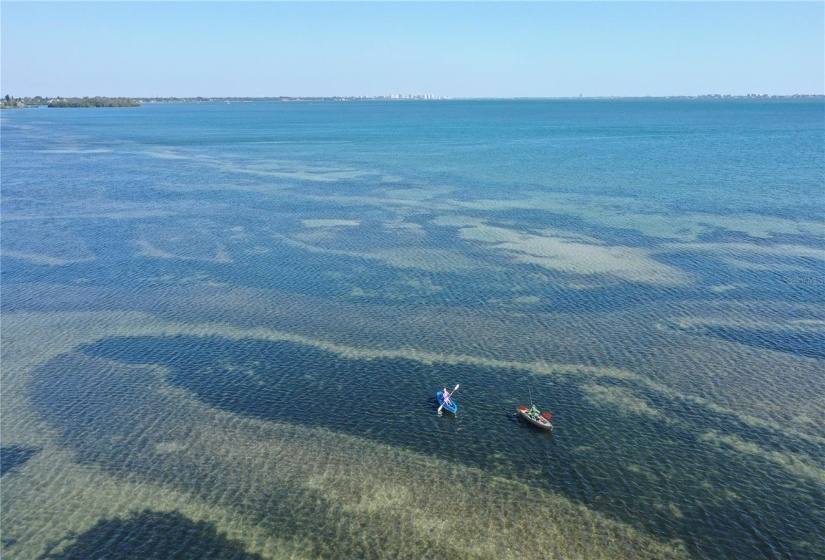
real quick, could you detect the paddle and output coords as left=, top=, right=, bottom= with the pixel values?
left=522, top=407, right=551, bottom=420
left=437, top=384, right=459, bottom=416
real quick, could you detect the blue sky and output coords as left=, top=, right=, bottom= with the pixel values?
left=2, top=2, right=823, bottom=97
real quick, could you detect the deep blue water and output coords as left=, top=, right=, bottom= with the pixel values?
left=2, top=99, right=824, bottom=560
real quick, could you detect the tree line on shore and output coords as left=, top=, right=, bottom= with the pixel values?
left=1, top=95, right=140, bottom=108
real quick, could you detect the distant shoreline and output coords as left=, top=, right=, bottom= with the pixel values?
left=130, top=94, right=825, bottom=103
left=2, top=94, right=822, bottom=109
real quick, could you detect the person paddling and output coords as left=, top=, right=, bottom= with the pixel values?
left=437, top=384, right=459, bottom=416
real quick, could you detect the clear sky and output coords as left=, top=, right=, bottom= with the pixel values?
left=2, top=2, right=823, bottom=98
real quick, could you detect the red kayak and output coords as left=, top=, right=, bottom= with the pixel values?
left=518, top=405, right=553, bottom=430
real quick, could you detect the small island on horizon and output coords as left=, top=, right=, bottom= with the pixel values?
left=48, top=96, right=141, bottom=108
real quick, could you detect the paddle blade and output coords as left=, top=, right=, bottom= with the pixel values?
left=542, top=412, right=552, bottom=419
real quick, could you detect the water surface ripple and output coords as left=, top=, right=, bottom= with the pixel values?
left=2, top=100, right=824, bottom=559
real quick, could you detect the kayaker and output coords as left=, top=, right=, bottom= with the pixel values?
left=529, top=405, right=540, bottom=419
left=442, top=388, right=452, bottom=405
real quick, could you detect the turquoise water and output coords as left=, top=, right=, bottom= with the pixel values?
left=2, top=100, right=823, bottom=559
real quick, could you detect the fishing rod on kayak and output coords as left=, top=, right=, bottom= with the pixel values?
left=526, top=386, right=551, bottom=420
left=437, top=384, right=459, bottom=416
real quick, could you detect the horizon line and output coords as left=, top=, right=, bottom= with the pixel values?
left=7, top=93, right=825, bottom=100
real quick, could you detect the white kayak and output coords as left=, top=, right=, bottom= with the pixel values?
left=517, top=405, right=553, bottom=431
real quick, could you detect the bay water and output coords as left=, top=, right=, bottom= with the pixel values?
left=1, top=99, right=823, bottom=559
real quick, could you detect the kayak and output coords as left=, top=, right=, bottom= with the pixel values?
left=437, top=391, right=458, bottom=414
left=517, top=405, right=553, bottom=430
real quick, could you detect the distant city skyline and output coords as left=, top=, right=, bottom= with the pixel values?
left=2, top=2, right=823, bottom=98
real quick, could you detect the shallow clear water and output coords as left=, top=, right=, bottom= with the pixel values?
left=2, top=100, right=823, bottom=559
